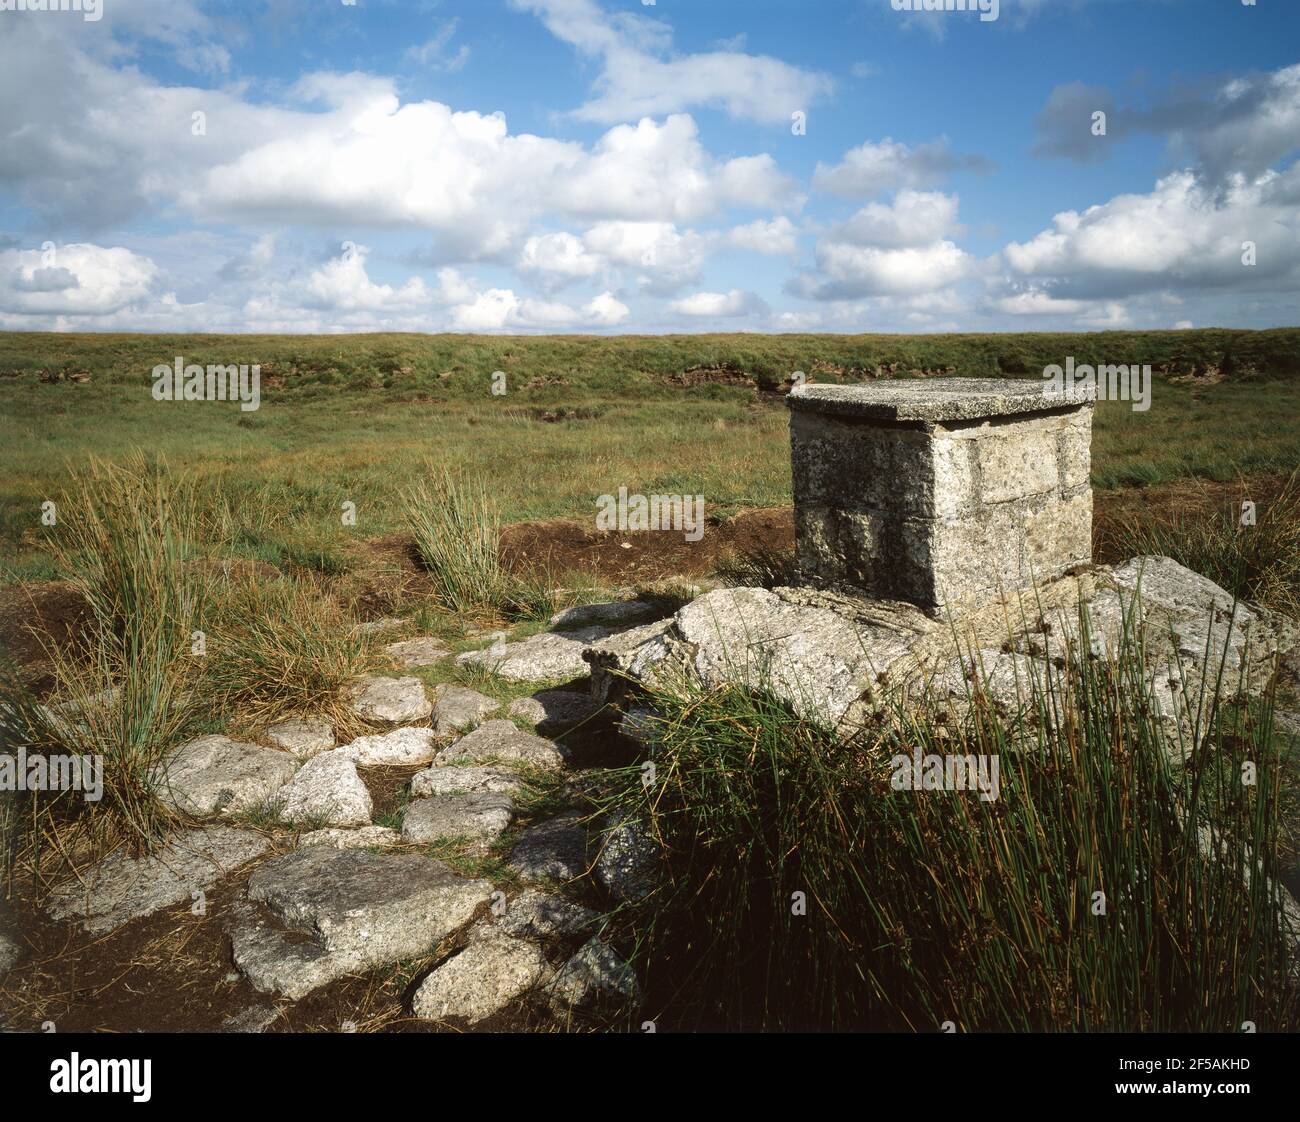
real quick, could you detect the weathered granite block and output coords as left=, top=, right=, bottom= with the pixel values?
left=788, top=379, right=1094, bottom=614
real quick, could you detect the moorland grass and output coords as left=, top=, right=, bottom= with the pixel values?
left=3, top=329, right=1299, bottom=583
left=1103, top=470, right=1300, bottom=619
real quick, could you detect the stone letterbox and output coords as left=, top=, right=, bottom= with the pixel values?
left=787, top=378, right=1094, bottom=614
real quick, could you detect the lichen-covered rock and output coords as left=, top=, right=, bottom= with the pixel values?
left=618, top=706, right=661, bottom=745
left=384, top=637, right=450, bottom=668
left=152, top=735, right=299, bottom=818
left=227, top=847, right=491, bottom=999
left=411, top=764, right=525, bottom=798
left=272, top=750, right=372, bottom=827
left=921, top=648, right=1046, bottom=719
left=456, top=626, right=615, bottom=682
left=550, top=601, right=661, bottom=630
left=221, top=1005, right=280, bottom=1033
left=594, top=818, right=661, bottom=903
left=345, top=675, right=432, bottom=725
left=548, top=937, right=640, bottom=1014
left=585, top=558, right=1299, bottom=744
left=338, top=726, right=439, bottom=767
left=355, top=617, right=407, bottom=636
left=507, top=690, right=601, bottom=734
left=508, top=813, right=588, bottom=883
left=47, top=826, right=271, bottom=934
left=264, top=717, right=336, bottom=758
left=298, top=825, right=401, bottom=850
left=433, top=720, right=569, bottom=770
left=584, top=619, right=677, bottom=704
left=430, top=685, right=501, bottom=735
left=402, top=794, right=514, bottom=848
left=601, top=587, right=927, bottom=727
left=412, top=931, right=549, bottom=1024
left=496, top=889, right=598, bottom=940
left=0, top=933, right=22, bottom=976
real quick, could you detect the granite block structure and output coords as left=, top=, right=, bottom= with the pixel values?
left=787, top=378, right=1095, bottom=614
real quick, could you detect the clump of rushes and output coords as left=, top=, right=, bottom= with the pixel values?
left=1101, top=470, right=1300, bottom=618
left=1, top=457, right=207, bottom=870
left=402, top=466, right=589, bottom=621
left=404, top=468, right=506, bottom=615
left=201, top=574, right=371, bottom=738
left=597, top=606, right=1298, bottom=1032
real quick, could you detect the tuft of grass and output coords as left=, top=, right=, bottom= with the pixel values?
left=714, top=541, right=799, bottom=589
left=404, top=468, right=505, bottom=615
left=1102, top=471, right=1300, bottom=617
left=1, top=457, right=207, bottom=868
left=598, top=605, right=1298, bottom=1032
left=402, top=467, right=595, bottom=623
left=202, top=575, right=372, bottom=736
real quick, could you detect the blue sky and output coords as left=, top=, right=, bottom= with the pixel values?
left=1, top=0, right=1298, bottom=333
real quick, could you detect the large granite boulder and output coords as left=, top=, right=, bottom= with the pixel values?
left=583, top=558, right=1299, bottom=741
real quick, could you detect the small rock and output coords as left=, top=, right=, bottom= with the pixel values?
left=221, top=1005, right=280, bottom=1033
left=47, top=826, right=271, bottom=935
left=264, top=718, right=336, bottom=758
left=402, top=794, right=514, bottom=848
left=507, top=690, right=601, bottom=734
left=497, top=889, right=598, bottom=940
left=298, top=826, right=402, bottom=850
left=594, top=819, right=661, bottom=902
left=431, top=685, right=501, bottom=735
left=152, top=734, right=299, bottom=818
left=384, top=637, right=451, bottom=668
left=412, top=933, right=548, bottom=1024
left=508, top=813, right=588, bottom=882
left=0, top=933, right=21, bottom=976
left=272, top=750, right=372, bottom=827
left=356, top=617, right=408, bottom=636
left=345, top=675, right=432, bottom=725
left=434, top=720, right=569, bottom=770
left=411, top=765, right=525, bottom=798
left=338, top=726, right=439, bottom=766
left=548, top=937, right=640, bottom=1013
left=549, top=601, right=660, bottom=629
left=456, top=626, right=615, bottom=682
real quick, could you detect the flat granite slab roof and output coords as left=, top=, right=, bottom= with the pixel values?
left=787, top=378, right=1096, bottom=423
